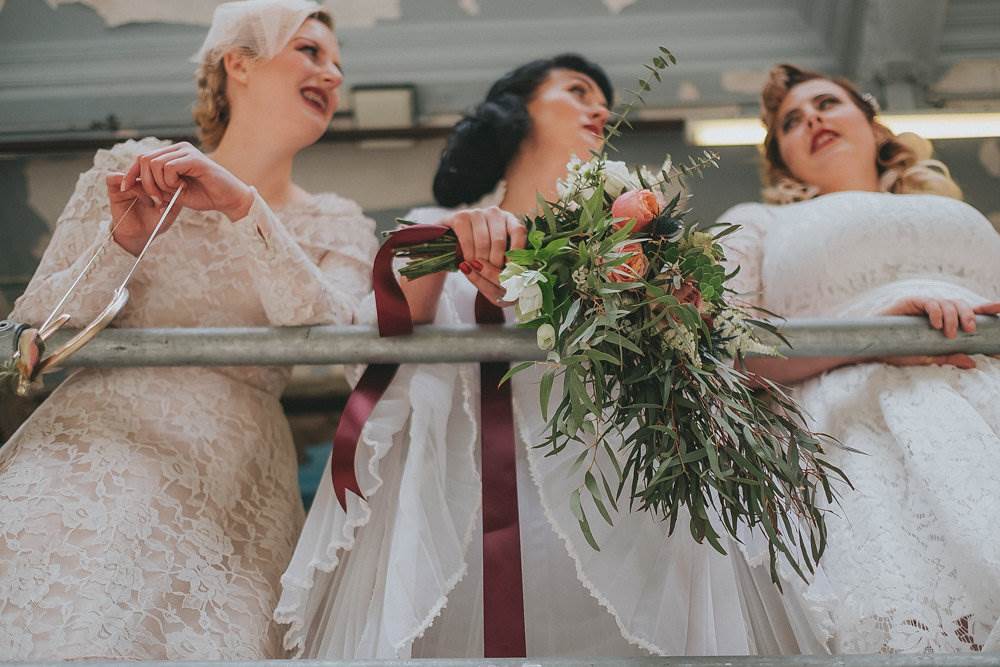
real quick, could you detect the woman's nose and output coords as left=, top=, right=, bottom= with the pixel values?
left=322, top=64, right=344, bottom=88
left=804, top=106, right=822, bottom=128
left=592, top=105, right=610, bottom=126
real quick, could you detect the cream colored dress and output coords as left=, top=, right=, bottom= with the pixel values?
left=0, top=138, right=377, bottom=660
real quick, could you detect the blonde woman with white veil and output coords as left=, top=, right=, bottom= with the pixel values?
left=719, top=64, right=1000, bottom=654
left=0, top=0, right=376, bottom=659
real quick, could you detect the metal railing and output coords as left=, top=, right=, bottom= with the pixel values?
left=3, top=320, right=1000, bottom=666
left=6, top=654, right=1000, bottom=666
left=2, top=316, right=998, bottom=368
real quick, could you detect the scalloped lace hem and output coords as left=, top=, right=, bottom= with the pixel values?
left=511, top=394, right=660, bottom=656
left=275, top=287, right=481, bottom=658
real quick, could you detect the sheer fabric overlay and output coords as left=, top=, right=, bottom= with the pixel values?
left=275, top=202, right=804, bottom=658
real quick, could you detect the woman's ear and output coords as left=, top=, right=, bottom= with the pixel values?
left=223, top=50, right=252, bottom=85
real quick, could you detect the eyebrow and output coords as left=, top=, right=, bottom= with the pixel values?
left=781, top=93, right=839, bottom=127
left=294, top=36, right=344, bottom=73
left=567, top=74, right=609, bottom=108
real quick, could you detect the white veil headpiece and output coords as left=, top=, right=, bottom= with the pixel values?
left=191, top=0, right=328, bottom=66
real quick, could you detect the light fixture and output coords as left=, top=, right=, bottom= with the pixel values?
left=686, top=112, right=1000, bottom=146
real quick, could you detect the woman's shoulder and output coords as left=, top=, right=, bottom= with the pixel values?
left=280, top=191, right=378, bottom=256
left=715, top=200, right=781, bottom=229
left=805, top=190, right=989, bottom=224
left=401, top=205, right=453, bottom=226
left=293, top=191, right=371, bottom=221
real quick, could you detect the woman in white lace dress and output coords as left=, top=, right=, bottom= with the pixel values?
left=719, top=64, right=1000, bottom=654
left=0, top=0, right=376, bottom=659
left=277, top=54, right=793, bottom=659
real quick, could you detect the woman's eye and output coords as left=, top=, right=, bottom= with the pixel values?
left=570, top=85, right=587, bottom=98
left=818, top=96, right=838, bottom=109
left=782, top=115, right=799, bottom=133
left=299, top=45, right=319, bottom=58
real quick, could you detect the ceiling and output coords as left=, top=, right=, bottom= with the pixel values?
left=0, top=0, right=997, bottom=137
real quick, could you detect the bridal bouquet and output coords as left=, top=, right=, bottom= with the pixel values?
left=393, top=51, right=847, bottom=584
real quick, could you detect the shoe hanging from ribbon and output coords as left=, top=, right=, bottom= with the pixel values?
left=330, top=224, right=527, bottom=658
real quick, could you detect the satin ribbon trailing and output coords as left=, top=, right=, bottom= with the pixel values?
left=330, top=224, right=527, bottom=657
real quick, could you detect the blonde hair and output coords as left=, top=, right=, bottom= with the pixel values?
left=759, top=64, right=962, bottom=205
left=192, top=9, right=333, bottom=151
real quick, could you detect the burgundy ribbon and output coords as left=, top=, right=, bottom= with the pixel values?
left=330, top=225, right=527, bottom=657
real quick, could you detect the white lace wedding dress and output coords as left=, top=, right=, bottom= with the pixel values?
left=0, top=138, right=377, bottom=660
left=720, top=191, right=1000, bottom=654
left=274, top=202, right=809, bottom=659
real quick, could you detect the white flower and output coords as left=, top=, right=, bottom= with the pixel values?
left=515, top=283, right=544, bottom=323
left=556, top=176, right=575, bottom=201
left=536, top=323, right=556, bottom=350
left=558, top=154, right=603, bottom=203
left=639, top=165, right=659, bottom=187
left=603, top=160, right=640, bottom=197
left=499, top=264, right=547, bottom=302
left=568, top=154, right=601, bottom=178
left=715, top=307, right=777, bottom=358
left=661, top=324, right=700, bottom=366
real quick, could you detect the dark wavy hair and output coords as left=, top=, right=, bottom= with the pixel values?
left=433, top=54, right=614, bottom=207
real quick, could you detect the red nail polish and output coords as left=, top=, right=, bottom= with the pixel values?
left=459, top=262, right=471, bottom=274
left=470, top=259, right=484, bottom=271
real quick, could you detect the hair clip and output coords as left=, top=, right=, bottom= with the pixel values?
left=861, top=92, right=881, bottom=115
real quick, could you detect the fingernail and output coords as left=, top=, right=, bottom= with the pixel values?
left=119, top=180, right=126, bottom=192
left=153, top=196, right=162, bottom=207
left=459, top=262, right=471, bottom=275
left=470, top=259, right=484, bottom=271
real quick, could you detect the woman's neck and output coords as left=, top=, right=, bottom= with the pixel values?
left=819, top=162, right=881, bottom=196
left=500, top=144, right=576, bottom=218
left=208, top=117, right=301, bottom=207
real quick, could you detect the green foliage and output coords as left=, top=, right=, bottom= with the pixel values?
left=392, top=48, right=849, bottom=586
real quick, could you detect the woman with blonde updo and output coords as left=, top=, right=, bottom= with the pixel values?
left=719, top=64, right=1000, bottom=654
left=0, top=0, right=376, bottom=659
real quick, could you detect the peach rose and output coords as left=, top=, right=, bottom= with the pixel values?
left=670, top=278, right=704, bottom=313
left=611, top=189, right=660, bottom=234
left=608, top=243, right=650, bottom=283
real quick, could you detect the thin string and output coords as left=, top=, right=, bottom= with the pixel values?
left=118, top=185, right=184, bottom=289
left=38, top=185, right=185, bottom=334
left=38, top=196, right=139, bottom=334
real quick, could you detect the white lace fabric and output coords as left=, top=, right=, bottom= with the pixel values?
left=0, top=137, right=377, bottom=660
left=274, top=204, right=801, bottom=659
left=719, top=191, right=1000, bottom=654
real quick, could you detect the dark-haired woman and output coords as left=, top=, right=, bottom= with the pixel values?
left=276, top=54, right=788, bottom=659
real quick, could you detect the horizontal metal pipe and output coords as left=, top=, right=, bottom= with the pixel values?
left=1, top=317, right=998, bottom=367
left=6, top=656, right=1000, bottom=667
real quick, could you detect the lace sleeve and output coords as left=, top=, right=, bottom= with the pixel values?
left=9, top=139, right=168, bottom=327
left=227, top=191, right=378, bottom=326
left=716, top=202, right=771, bottom=309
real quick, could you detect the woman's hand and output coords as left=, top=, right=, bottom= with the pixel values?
left=120, top=142, right=254, bottom=223
left=437, top=206, right=527, bottom=306
left=106, top=173, right=183, bottom=257
left=876, top=297, right=1000, bottom=369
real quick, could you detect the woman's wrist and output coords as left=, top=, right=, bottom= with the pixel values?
left=111, top=231, right=144, bottom=257
left=223, top=185, right=255, bottom=222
